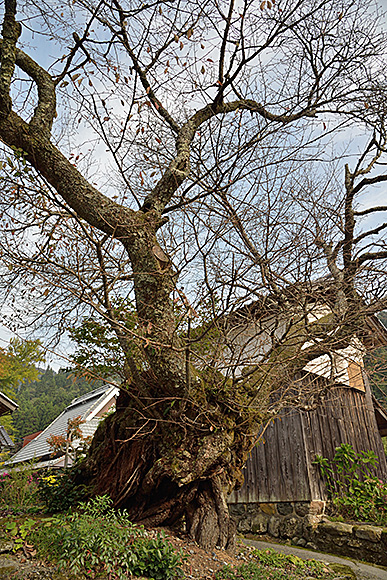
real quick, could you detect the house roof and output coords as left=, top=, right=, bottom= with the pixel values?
left=0, top=425, right=14, bottom=447
left=0, top=391, right=18, bottom=417
left=7, top=384, right=119, bottom=465
left=227, top=275, right=335, bottom=321
left=226, top=277, right=387, bottom=351
left=22, top=431, right=42, bottom=448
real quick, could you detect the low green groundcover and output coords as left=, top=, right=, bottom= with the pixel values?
left=215, top=549, right=335, bottom=580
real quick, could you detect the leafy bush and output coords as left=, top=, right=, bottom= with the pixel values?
left=314, top=443, right=387, bottom=525
left=215, top=548, right=334, bottom=580
left=32, top=495, right=185, bottom=580
left=38, top=467, right=85, bottom=513
left=131, top=532, right=186, bottom=580
left=0, top=462, right=42, bottom=513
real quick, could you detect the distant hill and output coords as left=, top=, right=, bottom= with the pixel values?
left=12, top=368, right=102, bottom=441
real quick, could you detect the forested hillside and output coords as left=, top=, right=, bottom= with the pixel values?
left=11, top=369, right=100, bottom=441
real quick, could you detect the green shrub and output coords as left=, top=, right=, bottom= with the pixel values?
left=314, top=443, right=387, bottom=525
left=32, top=495, right=185, bottom=580
left=38, top=467, right=85, bottom=513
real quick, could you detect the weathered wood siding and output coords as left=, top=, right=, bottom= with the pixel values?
left=229, top=408, right=320, bottom=503
left=229, top=374, right=387, bottom=504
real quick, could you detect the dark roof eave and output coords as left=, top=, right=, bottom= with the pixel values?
left=0, top=392, right=18, bottom=417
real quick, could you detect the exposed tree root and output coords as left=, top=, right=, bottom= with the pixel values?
left=79, top=407, right=238, bottom=551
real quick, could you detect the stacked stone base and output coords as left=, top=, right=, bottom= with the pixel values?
left=229, top=500, right=325, bottom=544
left=311, top=521, right=387, bottom=566
left=229, top=501, right=387, bottom=566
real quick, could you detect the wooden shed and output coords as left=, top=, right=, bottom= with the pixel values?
left=226, top=296, right=387, bottom=534
left=229, top=371, right=387, bottom=506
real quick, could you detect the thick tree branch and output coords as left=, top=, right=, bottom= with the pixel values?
left=0, top=109, right=137, bottom=238
left=352, top=221, right=387, bottom=246
left=14, top=48, right=56, bottom=134
left=356, top=249, right=387, bottom=266
left=141, top=99, right=317, bottom=213
left=343, top=163, right=356, bottom=275
left=0, top=0, right=21, bottom=117
left=354, top=205, right=387, bottom=217
left=218, top=0, right=235, bottom=87
left=352, top=172, right=387, bottom=196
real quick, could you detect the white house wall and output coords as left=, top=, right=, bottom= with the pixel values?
left=220, top=300, right=367, bottom=389
left=222, top=314, right=288, bottom=377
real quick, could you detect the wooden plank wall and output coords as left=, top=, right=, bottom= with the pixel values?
left=229, top=409, right=313, bottom=503
left=229, top=377, right=387, bottom=504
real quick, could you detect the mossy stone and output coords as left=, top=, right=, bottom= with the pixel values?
left=328, top=563, right=356, bottom=579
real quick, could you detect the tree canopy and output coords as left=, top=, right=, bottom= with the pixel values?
left=1, top=0, right=387, bottom=548
left=0, top=337, right=44, bottom=435
left=0, top=338, right=43, bottom=398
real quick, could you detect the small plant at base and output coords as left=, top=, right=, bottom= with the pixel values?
left=314, top=443, right=387, bottom=525
left=131, top=532, right=186, bottom=580
left=215, top=549, right=334, bottom=580
left=6, top=518, right=38, bottom=552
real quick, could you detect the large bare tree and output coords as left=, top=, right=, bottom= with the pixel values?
left=1, top=0, right=387, bottom=549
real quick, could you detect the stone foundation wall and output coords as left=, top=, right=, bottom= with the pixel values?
left=229, top=501, right=325, bottom=546
left=229, top=502, right=387, bottom=566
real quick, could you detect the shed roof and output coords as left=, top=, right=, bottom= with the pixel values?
left=8, top=384, right=118, bottom=465
left=226, top=278, right=387, bottom=352
left=0, top=391, right=18, bottom=417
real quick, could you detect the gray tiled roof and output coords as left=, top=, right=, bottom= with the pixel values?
left=67, top=384, right=113, bottom=410
left=81, top=418, right=101, bottom=440
left=8, top=384, right=118, bottom=465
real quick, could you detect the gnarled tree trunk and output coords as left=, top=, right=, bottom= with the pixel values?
left=80, top=389, right=246, bottom=550
left=1, top=0, right=381, bottom=553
